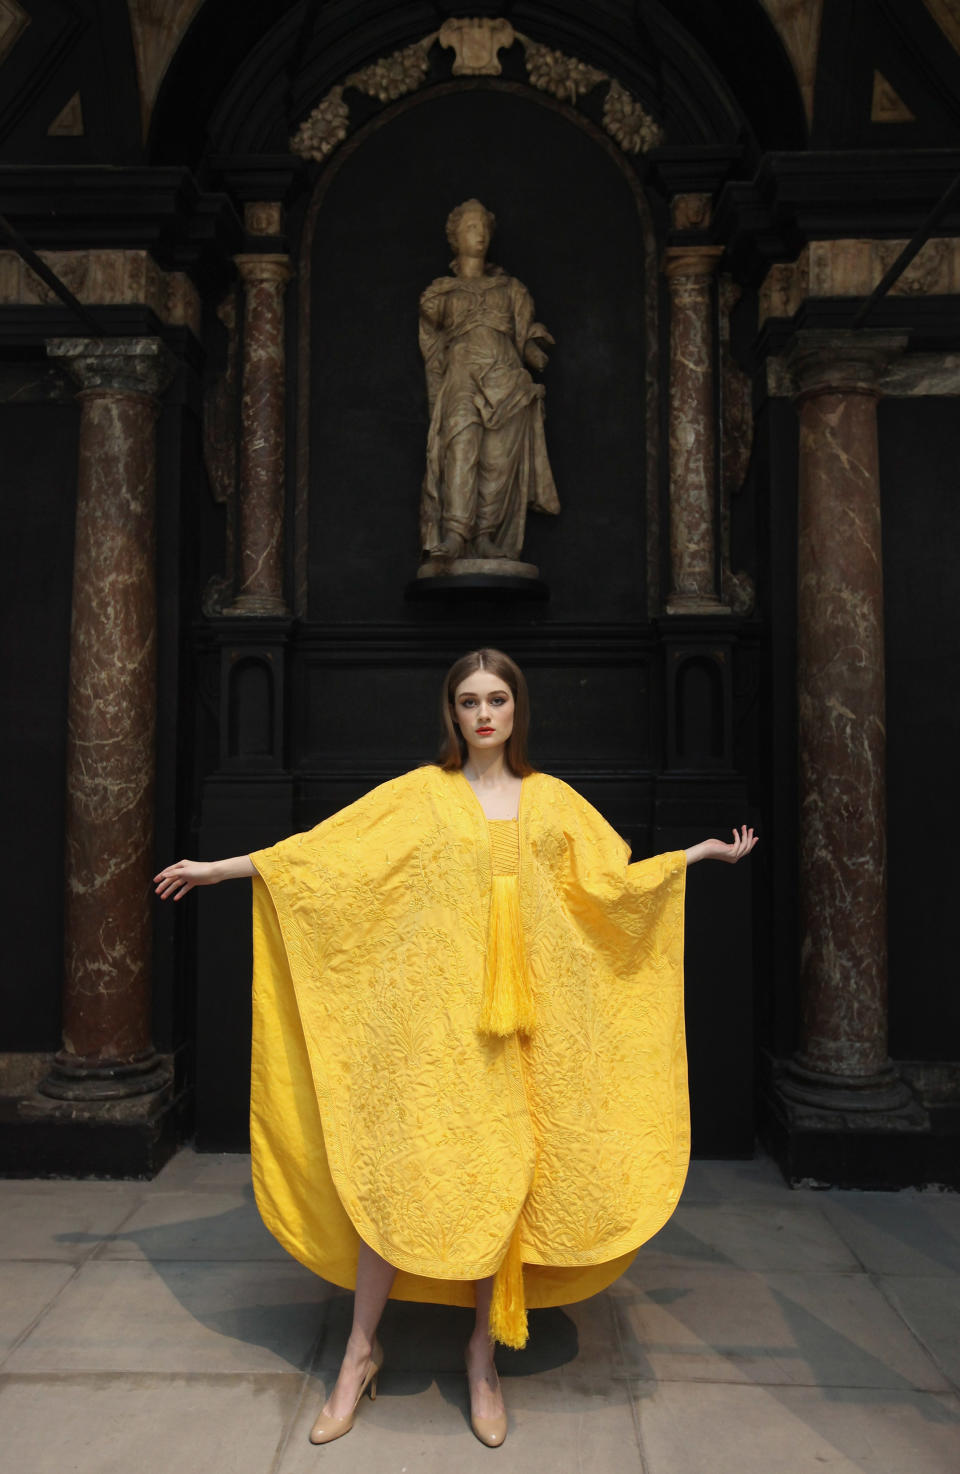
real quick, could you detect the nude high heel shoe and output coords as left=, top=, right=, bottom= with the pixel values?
left=470, top=1399, right=507, bottom=1448
left=466, top=1354, right=507, bottom=1447
left=308, top=1337, right=384, bottom=1445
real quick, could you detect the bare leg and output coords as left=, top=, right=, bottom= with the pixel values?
left=465, top=1274, right=506, bottom=1421
left=322, top=1239, right=398, bottom=1419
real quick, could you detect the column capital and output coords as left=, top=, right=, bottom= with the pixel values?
left=787, top=329, right=908, bottom=400
left=662, top=244, right=724, bottom=281
left=234, top=252, right=292, bottom=286
left=244, top=201, right=284, bottom=236
left=46, top=336, right=177, bottom=398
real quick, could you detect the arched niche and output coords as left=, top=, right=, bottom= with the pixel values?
left=666, top=648, right=732, bottom=770
left=294, top=82, right=659, bottom=622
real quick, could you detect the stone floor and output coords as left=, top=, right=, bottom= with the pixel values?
left=0, top=1149, right=958, bottom=1473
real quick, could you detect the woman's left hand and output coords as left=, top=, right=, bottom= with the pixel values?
left=685, top=827, right=758, bottom=865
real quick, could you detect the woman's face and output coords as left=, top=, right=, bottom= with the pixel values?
left=452, top=669, right=515, bottom=755
left=455, top=209, right=490, bottom=259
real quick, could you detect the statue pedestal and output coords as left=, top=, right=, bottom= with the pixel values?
left=407, top=557, right=548, bottom=600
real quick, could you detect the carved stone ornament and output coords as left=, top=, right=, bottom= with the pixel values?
left=439, top=16, right=514, bottom=75
left=672, top=192, right=712, bottom=231
left=290, top=86, right=349, bottom=162
left=245, top=201, right=283, bottom=236
left=603, top=79, right=662, bottom=154
left=346, top=37, right=434, bottom=102
left=290, top=23, right=663, bottom=164
left=520, top=35, right=605, bottom=102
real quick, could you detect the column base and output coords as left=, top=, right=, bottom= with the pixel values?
left=0, top=1052, right=186, bottom=1178
left=780, top=1057, right=914, bottom=1113
left=224, top=593, right=288, bottom=616
left=760, top=1053, right=948, bottom=1189
left=665, top=594, right=733, bottom=615
left=39, top=1049, right=173, bottom=1102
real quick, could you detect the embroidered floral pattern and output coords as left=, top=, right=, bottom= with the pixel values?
left=249, top=766, right=687, bottom=1304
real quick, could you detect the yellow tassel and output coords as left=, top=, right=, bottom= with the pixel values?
left=479, top=875, right=536, bottom=1035
left=489, top=1216, right=528, bottom=1349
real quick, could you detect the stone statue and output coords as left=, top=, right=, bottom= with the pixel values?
left=417, top=199, right=560, bottom=578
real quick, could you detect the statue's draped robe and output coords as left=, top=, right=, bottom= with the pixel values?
left=419, top=267, right=561, bottom=558
left=249, top=766, right=688, bottom=1312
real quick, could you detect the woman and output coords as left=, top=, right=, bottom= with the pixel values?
left=419, top=200, right=561, bottom=564
left=155, top=648, right=756, bottom=1448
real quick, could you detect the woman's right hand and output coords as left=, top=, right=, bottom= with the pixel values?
left=154, top=859, right=218, bottom=901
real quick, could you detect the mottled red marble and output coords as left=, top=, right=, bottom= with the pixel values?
left=719, top=276, right=755, bottom=615
left=663, top=246, right=728, bottom=614
left=230, top=253, right=291, bottom=614
left=44, top=338, right=174, bottom=1095
left=790, top=332, right=906, bottom=1091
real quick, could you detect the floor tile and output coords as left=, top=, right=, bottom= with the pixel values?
left=632, top=1380, right=960, bottom=1474
left=680, top=1155, right=797, bottom=1206
left=821, top=1193, right=960, bottom=1276
left=93, top=1187, right=289, bottom=1262
left=5, top=1259, right=333, bottom=1374
left=1, top=1147, right=956, bottom=1473
left=879, top=1276, right=960, bottom=1389
left=0, top=1186, right=142, bottom=1261
left=276, top=1365, right=642, bottom=1474
left=612, top=1265, right=948, bottom=1390
left=148, top=1148, right=254, bottom=1194
left=0, top=1263, right=76, bottom=1359
left=0, top=1373, right=303, bottom=1474
left=639, top=1202, right=859, bottom=1273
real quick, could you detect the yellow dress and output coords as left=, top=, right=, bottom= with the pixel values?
left=248, top=765, right=688, bottom=1347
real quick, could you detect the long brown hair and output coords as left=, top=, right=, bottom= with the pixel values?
left=437, top=648, right=535, bottom=776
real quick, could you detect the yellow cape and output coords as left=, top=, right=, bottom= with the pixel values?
left=249, top=765, right=688, bottom=1314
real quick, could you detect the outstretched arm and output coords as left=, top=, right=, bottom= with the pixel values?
left=685, top=826, right=758, bottom=866
left=154, top=855, right=258, bottom=901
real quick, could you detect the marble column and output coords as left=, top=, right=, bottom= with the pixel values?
left=229, top=252, right=291, bottom=614
left=784, top=330, right=910, bottom=1112
left=43, top=337, right=176, bottom=1099
left=663, top=244, right=728, bottom=614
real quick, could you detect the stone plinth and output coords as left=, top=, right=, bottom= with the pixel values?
left=416, top=557, right=540, bottom=580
